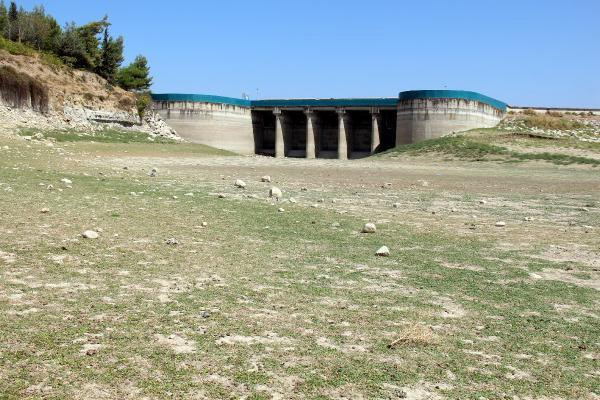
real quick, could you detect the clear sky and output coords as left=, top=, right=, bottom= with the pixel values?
left=15, top=0, right=600, bottom=107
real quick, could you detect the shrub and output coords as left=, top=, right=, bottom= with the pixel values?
left=0, top=65, right=49, bottom=112
left=522, top=108, right=537, bottom=116
left=522, top=114, right=584, bottom=130
left=0, top=36, right=36, bottom=56
left=546, top=110, right=563, bottom=117
left=135, top=92, right=152, bottom=120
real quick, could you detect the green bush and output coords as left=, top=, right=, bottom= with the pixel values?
left=0, top=36, right=35, bottom=56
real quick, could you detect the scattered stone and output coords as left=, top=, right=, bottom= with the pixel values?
left=217, top=193, right=226, bottom=198
left=277, top=207, right=285, bottom=212
left=82, top=230, right=99, bottom=239
left=234, top=179, right=246, bottom=188
left=200, top=311, right=211, bottom=318
left=362, top=222, right=377, bottom=233
left=172, top=195, right=178, bottom=199
left=269, top=187, right=282, bottom=199
left=524, top=216, right=534, bottom=221
left=201, top=222, right=208, bottom=227
left=301, top=187, right=308, bottom=191
left=331, top=222, right=341, bottom=228
left=47, top=184, right=53, bottom=190
left=60, top=178, right=72, bottom=185
left=479, top=200, right=487, bottom=205
left=375, top=246, right=390, bottom=256
left=495, top=221, right=506, bottom=227
left=261, top=175, right=271, bottom=183
left=331, top=199, right=336, bottom=203
left=392, top=203, right=400, bottom=208
left=148, top=167, right=158, bottom=177
left=40, top=207, right=50, bottom=213
left=451, top=207, right=457, bottom=213
left=122, top=166, right=128, bottom=170
left=289, top=197, right=297, bottom=203
left=184, top=192, right=194, bottom=197
left=165, top=237, right=179, bottom=245
left=317, top=198, right=324, bottom=203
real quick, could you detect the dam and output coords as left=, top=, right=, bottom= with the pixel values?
left=151, top=90, right=507, bottom=158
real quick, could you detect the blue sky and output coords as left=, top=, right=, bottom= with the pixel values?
left=15, top=0, right=600, bottom=107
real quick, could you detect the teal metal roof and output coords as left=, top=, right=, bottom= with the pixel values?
left=152, top=91, right=507, bottom=111
left=151, top=93, right=251, bottom=107
left=251, top=98, right=397, bottom=107
left=399, top=90, right=507, bottom=111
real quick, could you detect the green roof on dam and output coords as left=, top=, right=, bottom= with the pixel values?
left=399, top=90, right=507, bottom=111
left=151, top=90, right=507, bottom=111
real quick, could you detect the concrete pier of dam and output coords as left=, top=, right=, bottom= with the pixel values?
left=152, top=90, right=507, bottom=158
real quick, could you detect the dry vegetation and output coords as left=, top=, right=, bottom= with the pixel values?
left=0, top=127, right=598, bottom=399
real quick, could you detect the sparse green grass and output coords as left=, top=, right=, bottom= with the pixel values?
left=18, top=127, right=177, bottom=144
left=521, top=114, right=585, bottom=130
left=0, top=134, right=598, bottom=399
left=379, top=133, right=600, bottom=166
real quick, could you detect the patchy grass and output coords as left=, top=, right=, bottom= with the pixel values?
left=521, top=114, right=585, bottom=131
left=18, top=127, right=176, bottom=144
left=0, top=134, right=598, bottom=399
left=379, top=135, right=600, bottom=166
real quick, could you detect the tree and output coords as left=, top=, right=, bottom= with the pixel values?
left=116, top=55, right=152, bottom=91
left=0, top=1, right=7, bottom=38
left=75, top=17, right=109, bottom=68
left=58, top=22, right=90, bottom=68
left=96, top=27, right=123, bottom=83
left=7, top=1, right=18, bottom=41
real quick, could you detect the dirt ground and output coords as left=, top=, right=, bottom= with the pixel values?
left=0, top=134, right=598, bottom=399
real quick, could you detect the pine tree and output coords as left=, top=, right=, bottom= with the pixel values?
left=0, top=1, right=7, bottom=38
left=7, top=1, right=18, bottom=41
left=96, top=27, right=124, bottom=83
left=116, top=55, right=153, bottom=91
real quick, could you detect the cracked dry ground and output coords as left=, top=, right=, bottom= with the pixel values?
left=0, top=137, right=598, bottom=399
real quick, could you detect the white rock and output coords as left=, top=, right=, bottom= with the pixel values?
left=375, top=246, right=390, bottom=256
left=82, top=230, right=99, bottom=239
left=495, top=221, right=506, bottom=227
left=60, top=178, right=72, bottom=185
left=479, top=200, right=487, bottom=205
left=392, top=203, right=400, bottom=208
left=277, top=208, right=285, bottom=212
left=201, top=222, right=208, bottom=227
left=289, top=197, right=297, bottom=203
left=269, top=187, right=282, bottom=199
left=362, top=223, right=377, bottom=233
left=234, top=179, right=246, bottom=189
left=40, top=207, right=49, bottom=213
left=261, top=175, right=271, bottom=183
left=149, top=167, right=158, bottom=177
left=184, top=192, right=194, bottom=196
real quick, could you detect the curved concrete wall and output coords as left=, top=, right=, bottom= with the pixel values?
left=396, top=91, right=506, bottom=145
left=153, top=100, right=254, bottom=154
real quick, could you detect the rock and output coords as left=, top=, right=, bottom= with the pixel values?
left=495, top=221, right=506, bottom=227
left=289, top=197, right=297, bottom=203
left=184, top=192, right=194, bottom=197
left=451, top=207, right=457, bottom=213
left=217, top=193, right=226, bottom=198
left=261, top=175, right=271, bottom=183
left=331, top=222, right=341, bottom=228
left=201, top=222, right=208, bottom=227
left=375, top=246, right=390, bottom=256
left=200, top=311, right=211, bottom=318
left=47, top=184, right=53, bottom=190
left=234, top=179, right=246, bottom=189
left=392, top=203, right=400, bottom=208
left=149, top=167, right=158, bottom=177
left=269, top=187, right=282, bottom=199
left=362, top=222, right=377, bottom=233
left=317, top=198, right=324, bottom=203
left=60, top=178, right=72, bottom=185
left=33, top=132, right=44, bottom=140
left=82, top=230, right=99, bottom=239
left=524, top=216, right=534, bottom=221
left=40, top=207, right=50, bottom=213
left=165, top=237, right=179, bottom=245
left=301, top=187, right=308, bottom=192
left=479, top=200, right=487, bottom=205
left=277, top=207, right=285, bottom=212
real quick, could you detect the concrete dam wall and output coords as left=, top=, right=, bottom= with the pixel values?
left=152, top=90, right=507, bottom=158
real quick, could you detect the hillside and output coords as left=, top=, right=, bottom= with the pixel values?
left=0, top=49, right=177, bottom=139
left=378, top=111, right=600, bottom=166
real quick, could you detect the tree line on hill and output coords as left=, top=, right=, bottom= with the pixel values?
left=0, top=1, right=152, bottom=91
